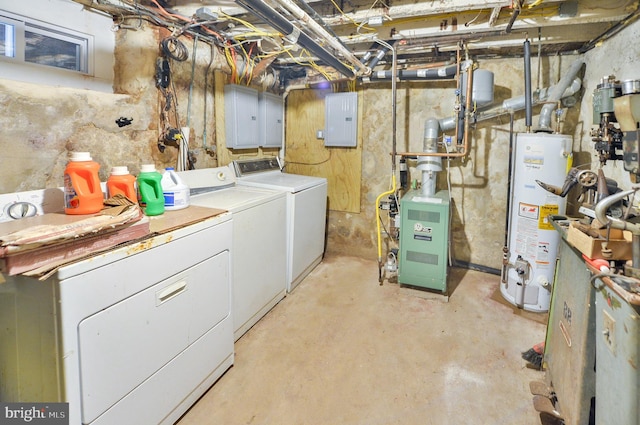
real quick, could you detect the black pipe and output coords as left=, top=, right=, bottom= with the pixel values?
left=453, top=260, right=501, bottom=276
left=235, top=0, right=355, bottom=78
left=524, top=39, right=532, bottom=129
left=291, top=0, right=343, bottom=42
left=361, top=42, right=379, bottom=66
left=506, top=1, right=523, bottom=33
left=367, top=44, right=391, bottom=69
left=364, top=64, right=457, bottom=81
left=456, top=105, right=465, bottom=144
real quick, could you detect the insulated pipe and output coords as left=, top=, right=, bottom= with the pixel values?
left=506, top=0, right=523, bottom=33
left=267, top=0, right=369, bottom=76
left=363, top=64, right=458, bottom=81
left=361, top=42, right=379, bottom=66
left=291, top=0, right=342, bottom=41
left=366, top=44, right=391, bottom=70
left=524, top=39, right=532, bottom=131
left=537, top=58, right=585, bottom=132
left=235, top=0, right=356, bottom=78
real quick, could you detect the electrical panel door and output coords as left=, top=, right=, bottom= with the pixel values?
left=225, top=84, right=259, bottom=149
left=259, top=91, right=284, bottom=148
left=324, top=92, right=358, bottom=147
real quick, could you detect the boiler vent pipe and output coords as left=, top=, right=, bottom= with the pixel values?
left=537, top=58, right=585, bottom=132
left=235, top=0, right=357, bottom=78
left=524, top=38, right=532, bottom=131
left=438, top=76, right=583, bottom=130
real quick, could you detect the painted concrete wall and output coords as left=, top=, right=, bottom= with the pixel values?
left=0, top=10, right=223, bottom=193
left=1, top=0, right=638, bottom=273
left=328, top=54, right=584, bottom=271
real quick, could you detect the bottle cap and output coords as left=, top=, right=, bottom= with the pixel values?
left=110, top=166, right=129, bottom=175
left=140, top=164, right=157, bottom=173
left=165, top=167, right=175, bottom=171
left=70, top=152, right=92, bottom=162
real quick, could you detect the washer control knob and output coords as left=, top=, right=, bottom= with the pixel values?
left=7, top=202, right=38, bottom=220
left=217, top=171, right=226, bottom=181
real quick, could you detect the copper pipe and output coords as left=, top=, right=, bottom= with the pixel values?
left=394, top=60, right=474, bottom=158
left=453, top=45, right=461, bottom=148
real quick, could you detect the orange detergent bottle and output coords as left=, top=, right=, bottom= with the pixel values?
left=64, top=152, right=104, bottom=215
left=107, top=166, right=137, bottom=202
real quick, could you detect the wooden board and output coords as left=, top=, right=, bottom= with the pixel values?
left=0, top=205, right=227, bottom=277
left=285, top=88, right=362, bottom=213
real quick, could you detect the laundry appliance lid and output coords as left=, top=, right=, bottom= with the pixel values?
left=237, top=172, right=327, bottom=193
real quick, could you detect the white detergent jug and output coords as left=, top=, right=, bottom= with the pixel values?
left=161, top=167, right=190, bottom=210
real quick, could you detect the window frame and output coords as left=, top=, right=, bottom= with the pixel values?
left=0, top=10, right=93, bottom=76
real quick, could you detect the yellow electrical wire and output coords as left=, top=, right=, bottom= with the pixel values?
left=375, top=174, right=397, bottom=263
left=327, top=0, right=374, bottom=30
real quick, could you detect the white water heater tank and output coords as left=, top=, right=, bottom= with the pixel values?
left=501, top=132, right=571, bottom=312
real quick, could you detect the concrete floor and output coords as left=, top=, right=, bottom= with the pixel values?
left=176, top=254, right=547, bottom=425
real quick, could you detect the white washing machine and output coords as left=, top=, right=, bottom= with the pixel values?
left=0, top=199, right=234, bottom=425
left=177, top=166, right=287, bottom=341
left=231, top=158, right=327, bottom=292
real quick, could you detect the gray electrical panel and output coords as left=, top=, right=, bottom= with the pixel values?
left=324, top=92, right=358, bottom=147
left=258, top=91, right=284, bottom=148
left=224, top=84, right=259, bottom=149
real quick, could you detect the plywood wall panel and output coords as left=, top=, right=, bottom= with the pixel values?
left=285, top=89, right=362, bottom=213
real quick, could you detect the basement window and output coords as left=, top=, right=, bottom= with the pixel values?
left=0, top=12, right=91, bottom=74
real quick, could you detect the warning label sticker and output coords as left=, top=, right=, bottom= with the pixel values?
left=518, top=202, right=539, bottom=220
left=538, top=204, right=559, bottom=230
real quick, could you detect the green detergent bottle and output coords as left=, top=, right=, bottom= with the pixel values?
left=137, top=164, right=165, bottom=216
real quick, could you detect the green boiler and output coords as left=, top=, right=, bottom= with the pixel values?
left=398, top=189, right=449, bottom=293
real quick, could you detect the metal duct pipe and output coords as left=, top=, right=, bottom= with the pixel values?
left=362, top=63, right=458, bottom=81
left=267, top=0, right=368, bottom=75
left=537, top=58, right=585, bottom=132
left=235, top=0, right=356, bottom=78
left=524, top=39, right=532, bottom=130
left=441, top=76, right=583, bottom=130
left=418, top=118, right=443, bottom=196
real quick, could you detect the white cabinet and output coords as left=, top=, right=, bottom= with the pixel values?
left=259, top=91, right=284, bottom=148
left=225, top=84, right=259, bottom=149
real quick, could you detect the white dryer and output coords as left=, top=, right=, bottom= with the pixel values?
left=231, top=158, right=327, bottom=292
left=0, top=203, right=234, bottom=425
left=178, top=166, right=287, bottom=341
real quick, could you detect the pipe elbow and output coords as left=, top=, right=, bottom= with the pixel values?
left=594, top=189, right=636, bottom=231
